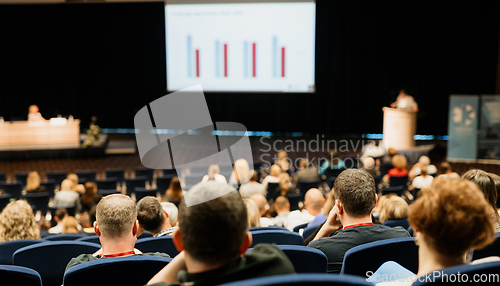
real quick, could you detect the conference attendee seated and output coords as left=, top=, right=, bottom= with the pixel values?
left=239, top=170, right=266, bottom=198
left=165, top=177, right=183, bottom=203
left=65, top=194, right=169, bottom=272
left=0, top=200, right=41, bottom=242
left=270, top=173, right=294, bottom=201
left=437, top=161, right=459, bottom=178
left=137, top=196, right=178, bottom=237
left=49, top=208, right=68, bottom=234
left=147, top=181, right=295, bottom=285
left=408, top=155, right=437, bottom=180
left=363, top=157, right=380, bottom=178
left=201, top=164, right=227, bottom=184
left=249, top=194, right=274, bottom=227
left=62, top=216, right=81, bottom=234
left=378, top=196, right=408, bottom=227
left=411, top=165, right=433, bottom=190
left=26, top=171, right=46, bottom=193
left=307, top=169, right=410, bottom=273
left=228, top=158, right=252, bottom=188
left=160, top=202, right=179, bottom=227
left=462, top=169, right=500, bottom=232
left=374, top=177, right=497, bottom=285
left=54, top=179, right=81, bottom=211
left=285, top=188, right=325, bottom=231
left=381, top=147, right=397, bottom=165
left=275, top=150, right=291, bottom=174
left=244, top=198, right=261, bottom=227
left=293, top=158, right=320, bottom=184
left=360, top=140, right=386, bottom=162
left=80, top=182, right=102, bottom=214
left=271, top=196, right=290, bottom=227
left=384, top=155, right=408, bottom=181
left=261, top=164, right=281, bottom=193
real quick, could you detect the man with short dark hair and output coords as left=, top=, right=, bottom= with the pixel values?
left=307, top=169, right=409, bottom=273
left=148, top=181, right=294, bottom=285
left=65, top=194, right=168, bottom=272
left=137, top=196, right=177, bottom=237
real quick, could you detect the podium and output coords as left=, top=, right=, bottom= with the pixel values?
left=383, top=107, right=417, bottom=150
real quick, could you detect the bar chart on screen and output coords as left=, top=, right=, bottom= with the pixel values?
left=166, top=2, right=315, bottom=92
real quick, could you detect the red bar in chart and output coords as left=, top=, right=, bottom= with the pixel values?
left=252, top=43, right=256, bottom=77
left=196, top=49, right=200, bottom=77
left=281, top=47, right=285, bottom=77
left=224, top=44, right=228, bottom=77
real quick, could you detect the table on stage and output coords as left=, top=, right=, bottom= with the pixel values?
left=382, top=107, right=417, bottom=150
left=0, top=119, right=80, bottom=151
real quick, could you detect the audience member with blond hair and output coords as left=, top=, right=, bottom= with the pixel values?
left=261, top=164, right=282, bottom=193
left=201, top=164, right=227, bottom=184
left=374, top=177, right=497, bottom=285
left=244, top=198, right=261, bottom=227
left=0, top=200, right=40, bottom=242
left=462, top=169, right=500, bottom=232
left=26, top=171, right=46, bottom=193
left=379, top=196, right=409, bottom=223
left=386, top=155, right=408, bottom=178
left=62, top=216, right=80, bottom=234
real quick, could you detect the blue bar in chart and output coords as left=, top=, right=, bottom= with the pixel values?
left=243, top=41, right=248, bottom=77
left=272, top=36, right=277, bottom=78
left=215, top=40, right=220, bottom=77
left=187, top=35, right=192, bottom=77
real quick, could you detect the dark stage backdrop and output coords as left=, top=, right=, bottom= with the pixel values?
left=0, top=1, right=498, bottom=135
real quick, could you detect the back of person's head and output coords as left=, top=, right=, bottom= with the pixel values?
left=55, top=208, right=68, bottom=222
left=304, top=188, right=325, bottom=213
left=277, top=150, right=288, bottom=160
left=439, top=162, right=452, bottom=175
left=81, top=182, right=97, bottom=205
left=207, top=164, right=220, bottom=180
left=388, top=148, right=397, bottom=157
left=418, top=156, right=431, bottom=166
left=270, top=164, right=282, bottom=177
left=409, top=177, right=496, bottom=258
left=166, top=177, right=183, bottom=201
left=66, top=174, right=79, bottom=187
left=0, top=200, right=40, bottom=242
left=490, top=173, right=500, bottom=210
left=420, top=165, right=428, bottom=177
left=363, top=157, right=375, bottom=169
left=26, top=171, right=41, bottom=192
left=244, top=198, right=261, bottom=227
left=137, top=196, right=166, bottom=233
left=249, top=170, right=258, bottom=182
left=274, top=196, right=290, bottom=212
left=61, top=179, right=74, bottom=191
left=161, top=202, right=178, bottom=226
left=96, top=194, right=137, bottom=238
left=178, top=182, right=248, bottom=265
left=379, top=196, right=409, bottom=222
left=300, top=158, right=310, bottom=169
left=392, top=155, right=407, bottom=170
left=249, top=194, right=268, bottom=216
left=62, top=216, right=80, bottom=234
left=278, top=172, right=291, bottom=195
left=462, top=169, right=498, bottom=216
left=234, top=159, right=251, bottom=183
left=334, top=169, right=376, bottom=217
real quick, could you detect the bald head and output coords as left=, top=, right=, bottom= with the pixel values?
left=96, top=194, right=137, bottom=238
left=270, top=164, right=282, bottom=177
left=250, top=194, right=268, bottom=216
left=363, top=157, right=375, bottom=169
left=61, top=179, right=74, bottom=191
left=419, top=156, right=430, bottom=166
left=304, top=188, right=325, bottom=213
left=274, top=196, right=290, bottom=213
